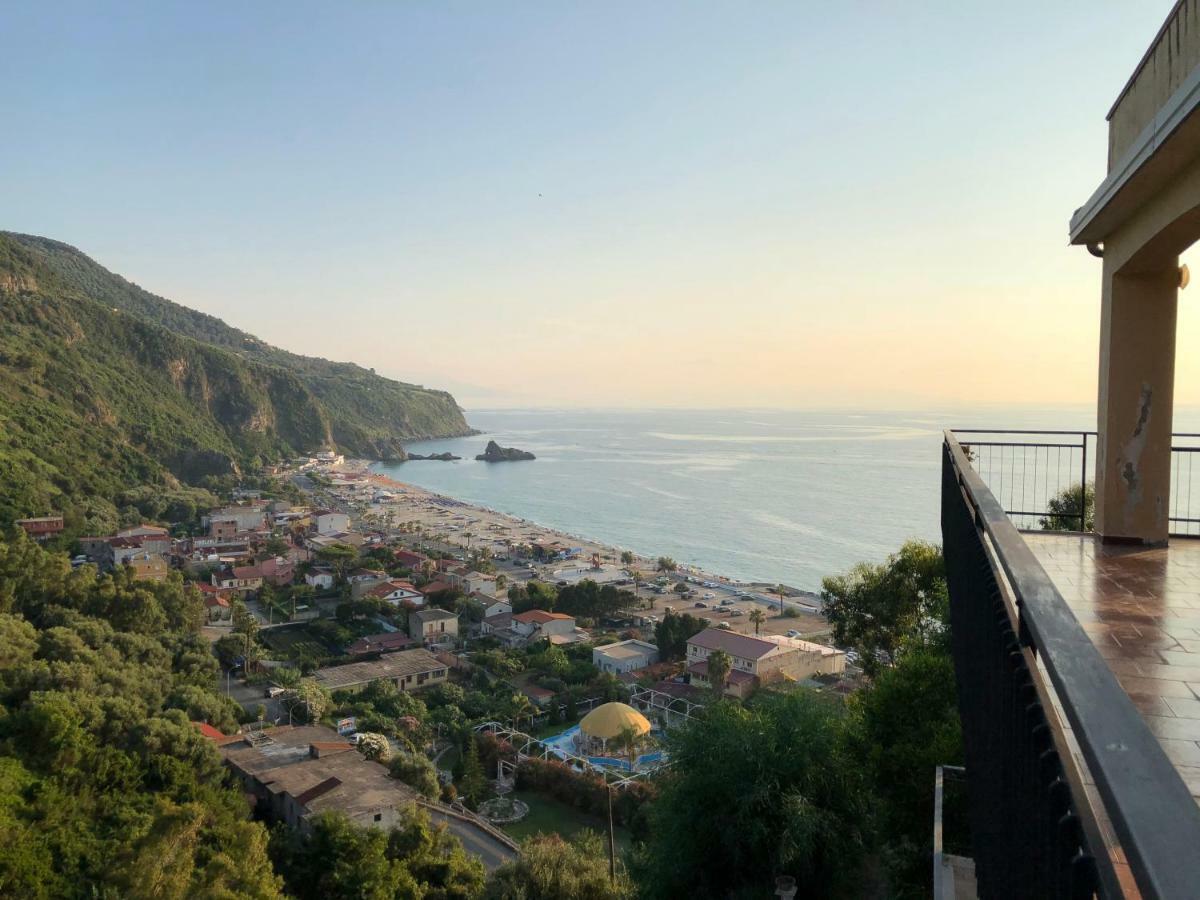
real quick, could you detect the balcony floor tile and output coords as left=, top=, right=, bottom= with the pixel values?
left=1024, top=531, right=1200, bottom=802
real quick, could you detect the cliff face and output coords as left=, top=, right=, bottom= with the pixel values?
left=0, top=232, right=471, bottom=529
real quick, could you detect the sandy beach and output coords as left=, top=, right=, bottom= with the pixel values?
left=331, top=460, right=828, bottom=639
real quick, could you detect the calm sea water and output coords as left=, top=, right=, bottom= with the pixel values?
left=373, top=407, right=1185, bottom=592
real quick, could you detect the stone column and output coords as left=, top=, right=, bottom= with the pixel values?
left=1095, top=258, right=1179, bottom=544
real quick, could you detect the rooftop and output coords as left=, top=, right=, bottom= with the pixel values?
left=688, top=660, right=756, bottom=685
left=411, top=607, right=457, bottom=623
left=594, top=639, right=658, bottom=660
left=310, top=648, right=445, bottom=692
left=688, top=627, right=778, bottom=660
left=513, top=609, right=573, bottom=624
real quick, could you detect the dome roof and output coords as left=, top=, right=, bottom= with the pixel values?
left=579, top=702, right=651, bottom=741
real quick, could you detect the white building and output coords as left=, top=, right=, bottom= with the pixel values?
left=315, top=512, right=351, bottom=535
left=593, top=639, right=660, bottom=675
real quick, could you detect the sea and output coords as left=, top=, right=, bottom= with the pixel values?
left=372, top=406, right=1193, bottom=592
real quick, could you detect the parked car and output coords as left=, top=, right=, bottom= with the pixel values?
left=264, top=686, right=286, bottom=699
left=720, top=598, right=735, bottom=606
left=786, top=630, right=801, bottom=638
left=730, top=609, right=745, bottom=617
left=717, top=622, right=732, bottom=630
left=703, top=592, right=715, bottom=599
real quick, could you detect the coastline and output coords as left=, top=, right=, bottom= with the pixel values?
left=341, top=459, right=822, bottom=606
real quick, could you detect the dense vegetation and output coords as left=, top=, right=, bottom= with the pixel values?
left=0, top=232, right=471, bottom=531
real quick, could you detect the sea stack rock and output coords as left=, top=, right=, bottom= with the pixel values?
left=476, top=440, right=535, bottom=462
left=407, top=452, right=461, bottom=461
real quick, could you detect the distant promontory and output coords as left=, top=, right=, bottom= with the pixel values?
left=476, top=440, right=536, bottom=462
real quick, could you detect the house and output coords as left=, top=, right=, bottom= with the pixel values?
left=446, top=567, right=497, bottom=595
left=196, top=583, right=233, bottom=621
left=481, top=598, right=512, bottom=619
left=213, top=564, right=265, bottom=595
left=203, top=503, right=268, bottom=532
left=480, top=611, right=512, bottom=636
left=593, top=639, right=660, bottom=675
left=345, top=632, right=418, bottom=656
left=314, top=512, right=351, bottom=535
left=408, top=608, right=459, bottom=647
left=348, top=568, right=390, bottom=598
left=304, top=567, right=336, bottom=590
left=257, top=556, right=295, bottom=587
left=511, top=610, right=589, bottom=645
left=15, top=516, right=64, bottom=541
left=420, top=579, right=454, bottom=597
left=125, top=552, right=171, bottom=582
left=361, top=580, right=425, bottom=607
left=308, top=531, right=364, bottom=550
left=219, top=724, right=415, bottom=832
left=393, top=549, right=428, bottom=570
left=310, top=648, right=448, bottom=693
left=685, top=628, right=845, bottom=698
left=520, top=683, right=557, bottom=708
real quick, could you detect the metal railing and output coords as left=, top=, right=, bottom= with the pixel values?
left=942, top=431, right=1200, bottom=899
left=953, top=429, right=1200, bottom=536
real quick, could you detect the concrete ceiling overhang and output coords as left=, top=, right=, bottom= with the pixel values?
left=1070, top=62, right=1200, bottom=247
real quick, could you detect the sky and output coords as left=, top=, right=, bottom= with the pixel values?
left=3, top=2, right=1195, bottom=410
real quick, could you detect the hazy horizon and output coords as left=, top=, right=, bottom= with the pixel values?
left=6, top=2, right=1198, bottom=411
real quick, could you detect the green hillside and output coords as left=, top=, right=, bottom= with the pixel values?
left=0, top=232, right=471, bottom=531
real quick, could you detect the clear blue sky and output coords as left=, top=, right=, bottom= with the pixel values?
left=2, top=2, right=1184, bottom=409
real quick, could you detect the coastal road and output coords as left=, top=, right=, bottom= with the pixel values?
left=422, top=805, right=518, bottom=871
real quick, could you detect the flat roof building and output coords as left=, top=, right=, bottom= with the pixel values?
left=310, top=648, right=448, bottom=693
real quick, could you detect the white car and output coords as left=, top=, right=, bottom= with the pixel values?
left=786, top=630, right=801, bottom=638
left=703, top=592, right=715, bottom=599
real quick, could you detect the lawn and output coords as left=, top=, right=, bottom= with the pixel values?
left=501, top=790, right=632, bottom=856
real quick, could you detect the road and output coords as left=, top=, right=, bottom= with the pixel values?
left=423, top=806, right=518, bottom=871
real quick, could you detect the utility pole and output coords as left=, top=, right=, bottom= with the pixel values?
left=607, top=781, right=616, bottom=884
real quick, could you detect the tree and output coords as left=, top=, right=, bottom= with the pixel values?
left=315, top=543, right=358, bottom=581
left=620, top=550, right=634, bottom=565
left=615, top=724, right=644, bottom=772
left=748, top=607, right=766, bottom=636
left=231, top=600, right=259, bottom=665
left=1040, top=482, right=1094, bottom=532
left=655, top=557, right=677, bottom=573
left=774, top=583, right=788, bottom=614
left=283, top=681, right=330, bottom=724
left=508, top=693, right=537, bottom=732
left=631, top=692, right=868, bottom=898
left=484, top=832, right=630, bottom=900
left=268, top=813, right=411, bottom=899
left=356, top=732, right=392, bottom=763
left=845, top=649, right=962, bottom=895
left=388, top=752, right=440, bottom=798
left=672, top=582, right=688, bottom=599
left=458, top=738, right=488, bottom=809
left=820, top=540, right=947, bottom=678
left=705, top=649, right=732, bottom=697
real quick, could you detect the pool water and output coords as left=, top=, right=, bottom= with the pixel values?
left=540, top=724, right=666, bottom=772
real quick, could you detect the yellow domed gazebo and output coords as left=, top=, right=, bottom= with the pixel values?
left=578, top=702, right=651, bottom=756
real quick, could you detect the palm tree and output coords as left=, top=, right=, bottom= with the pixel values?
left=508, top=693, right=537, bottom=733
left=656, top=556, right=677, bottom=573
left=774, top=583, right=788, bottom=615
left=706, top=649, right=732, bottom=698
left=749, top=608, right=766, bottom=636
left=615, top=724, right=645, bottom=773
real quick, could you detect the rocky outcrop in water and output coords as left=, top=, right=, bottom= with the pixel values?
left=407, top=451, right=461, bottom=461
left=475, top=440, right=535, bottom=462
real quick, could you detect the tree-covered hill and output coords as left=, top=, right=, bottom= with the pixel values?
left=4, top=232, right=472, bottom=456
left=0, top=232, right=471, bottom=531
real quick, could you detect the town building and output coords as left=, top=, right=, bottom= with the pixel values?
left=361, top=580, right=425, bottom=607
left=314, top=511, right=351, bottom=535
left=15, top=516, right=65, bottom=541
left=408, top=608, right=459, bottom=647
left=344, top=632, right=418, bottom=656
left=511, top=609, right=588, bottom=646
left=213, top=564, right=264, bottom=595
left=310, top=648, right=448, bottom=693
left=685, top=628, right=844, bottom=699
left=125, top=552, right=171, bottom=582
left=593, top=639, right=660, bottom=675
left=304, top=567, right=335, bottom=590
left=216, top=725, right=416, bottom=832
left=202, top=503, right=268, bottom=532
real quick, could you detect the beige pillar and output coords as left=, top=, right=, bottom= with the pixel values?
left=1095, top=259, right=1179, bottom=544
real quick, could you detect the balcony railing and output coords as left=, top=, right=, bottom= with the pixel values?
left=941, top=431, right=1200, bottom=899
left=952, top=429, right=1200, bottom=536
